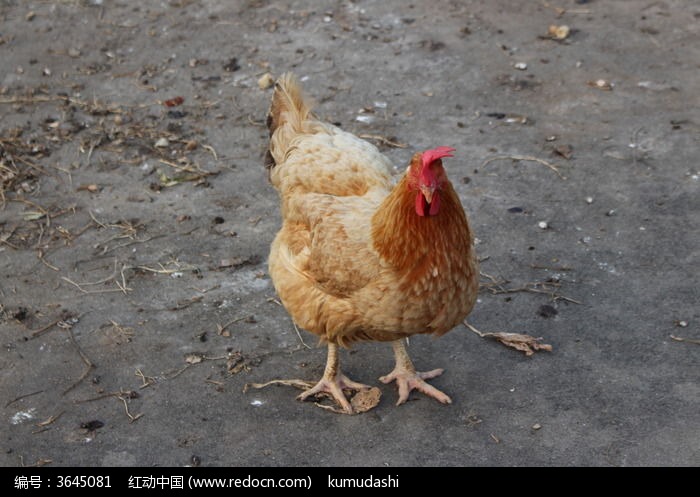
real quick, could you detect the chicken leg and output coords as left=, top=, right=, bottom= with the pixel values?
left=297, top=343, right=370, bottom=414
left=380, top=339, right=452, bottom=406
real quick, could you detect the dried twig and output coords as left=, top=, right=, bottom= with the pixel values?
left=37, top=249, right=59, bottom=271
left=115, top=264, right=131, bottom=294
left=171, top=295, right=203, bottom=311
left=61, top=276, right=126, bottom=295
left=247, top=115, right=266, bottom=127
left=102, top=320, right=134, bottom=344
left=189, top=284, right=221, bottom=294
left=37, top=412, right=63, bottom=427
left=165, top=363, right=194, bottom=380
left=216, top=315, right=253, bottom=335
left=158, top=158, right=215, bottom=177
left=137, top=261, right=197, bottom=274
left=243, top=379, right=314, bottom=393
left=292, top=321, right=312, bottom=349
left=63, top=324, right=95, bottom=395
left=481, top=155, right=565, bottom=179
left=5, top=390, right=44, bottom=408
left=479, top=271, right=581, bottom=304
left=202, top=144, right=218, bottom=160
left=0, top=226, right=19, bottom=249
left=135, top=368, right=157, bottom=389
left=19, top=456, right=52, bottom=467
left=88, top=210, right=108, bottom=229
left=60, top=260, right=132, bottom=294
left=358, top=134, right=408, bottom=148
left=101, top=235, right=165, bottom=256
left=267, top=298, right=311, bottom=348
left=670, top=335, right=700, bottom=345
left=29, top=319, right=61, bottom=339
left=32, top=412, right=64, bottom=434
left=503, top=285, right=581, bottom=305
left=92, top=220, right=144, bottom=253
left=74, top=389, right=142, bottom=422
left=134, top=353, right=230, bottom=388
left=118, top=394, right=143, bottom=423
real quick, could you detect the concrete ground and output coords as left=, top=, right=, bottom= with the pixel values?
left=1, top=0, right=698, bottom=467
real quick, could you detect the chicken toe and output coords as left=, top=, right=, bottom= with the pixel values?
left=380, top=339, right=452, bottom=406
left=297, top=343, right=370, bottom=414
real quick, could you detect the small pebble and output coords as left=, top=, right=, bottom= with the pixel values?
left=154, top=137, right=169, bottom=148
left=590, top=79, right=614, bottom=90
left=548, top=24, right=570, bottom=40
left=504, top=114, right=528, bottom=124
left=585, top=196, right=594, bottom=204
left=677, top=321, right=688, bottom=328
left=532, top=423, right=542, bottom=430
left=257, top=72, right=274, bottom=90
left=355, top=115, right=375, bottom=124
left=538, top=221, right=549, bottom=230
left=514, top=62, right=528, bottom=71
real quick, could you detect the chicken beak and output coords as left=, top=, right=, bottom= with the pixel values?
left=420, top=185, right=435, bottom=205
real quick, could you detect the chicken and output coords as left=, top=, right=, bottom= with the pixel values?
left=266, top=73, right=478, bottom=414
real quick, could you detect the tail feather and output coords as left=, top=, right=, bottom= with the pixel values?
left=266, top=73, right=314, bottom=170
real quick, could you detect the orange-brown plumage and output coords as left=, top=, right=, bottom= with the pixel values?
left=266, top=73, right=478, bottom=413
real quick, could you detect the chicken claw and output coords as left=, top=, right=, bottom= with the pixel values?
left=297, top=343, right=370, bottom=414
left=380, top=340, right=452, bottom=406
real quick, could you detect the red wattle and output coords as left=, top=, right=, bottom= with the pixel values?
left=429, top=192, right=440, bottom=215
left=415, top=192, right=426, bottom=216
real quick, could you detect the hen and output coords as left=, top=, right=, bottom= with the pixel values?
left=266, top=73, right=478, bottom=414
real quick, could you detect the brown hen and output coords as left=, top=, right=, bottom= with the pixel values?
left=266, top=73, right=478, bottom=413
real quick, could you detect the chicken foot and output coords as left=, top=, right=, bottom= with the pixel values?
left=380, top=339, right=452, bottom=406
left=297, top=343, right=370, bottom=414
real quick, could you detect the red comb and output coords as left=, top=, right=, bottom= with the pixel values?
left=422, top=146, right=456, bottom=169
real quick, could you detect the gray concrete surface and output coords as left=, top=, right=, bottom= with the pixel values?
left=1, top=0, right=698, bottom=467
